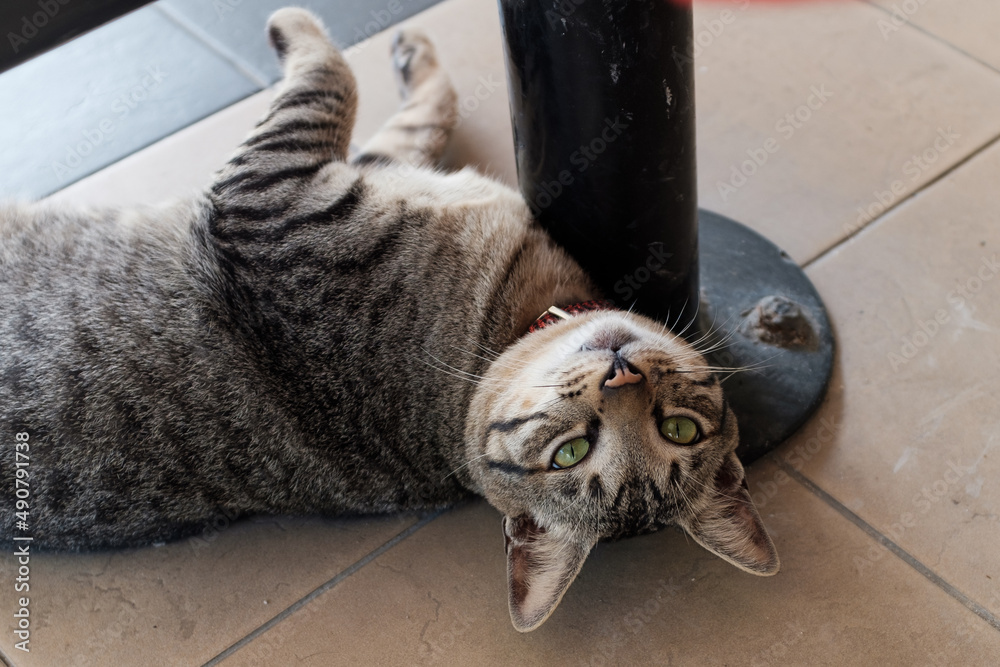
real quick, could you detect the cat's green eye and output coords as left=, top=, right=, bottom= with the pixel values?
left=660, top=417, right=699, bottom=445
left=552, top=438, right=590, bottom=469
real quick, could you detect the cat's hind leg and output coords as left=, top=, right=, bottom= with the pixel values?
left=352, top=30, right=458, bottom=169
left=210, top=8, right=358, bottom=206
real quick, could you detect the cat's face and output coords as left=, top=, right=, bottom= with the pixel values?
left=466, top=311, right=779, bottom=631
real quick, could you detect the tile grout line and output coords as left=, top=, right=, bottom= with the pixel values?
left=804, top=0, right=1000, bottom=269
left=802, top=130, right=1000, bottom=269
left=153, top=4, right=272, bottom=89
left=774, top=458, right=1000, bottom=633
left=201, top=510, right=445, bottom=666
left=860, top=0, right=1000, bottom=78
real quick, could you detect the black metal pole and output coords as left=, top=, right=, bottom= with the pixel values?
left=498, top=0, right=698, bottom=328
left=498, top=0, right=837, bottom=463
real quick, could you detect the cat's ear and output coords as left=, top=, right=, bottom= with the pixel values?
left=502, top=514, right=596, bottom=632
left=680, top=452, right=780, bottom=576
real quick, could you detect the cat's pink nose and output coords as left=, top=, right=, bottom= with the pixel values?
left=603, top=363, right=644, bottom=389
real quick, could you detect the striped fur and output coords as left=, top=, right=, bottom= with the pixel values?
left=0, top=9, right=776, bottom=631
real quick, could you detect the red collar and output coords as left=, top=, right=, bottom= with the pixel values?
left=528, top=299, right=617, bottom=334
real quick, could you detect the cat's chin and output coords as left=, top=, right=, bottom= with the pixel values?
left=579, top=324, right=637, bottom=353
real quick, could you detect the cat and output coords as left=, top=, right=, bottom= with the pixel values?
left=0, top=8, right=778, bottom=632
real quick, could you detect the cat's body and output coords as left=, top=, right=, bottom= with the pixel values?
left=1, top=10, right=778, bottom=631
left=0, top=166, right=587, bottom=549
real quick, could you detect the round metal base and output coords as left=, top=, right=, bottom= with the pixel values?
left=697, top=211, right=835, bottom=464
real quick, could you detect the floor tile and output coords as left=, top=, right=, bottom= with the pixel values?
left=0, top=514, right=418, bottom=666
left=158, top=0, right=445, bottom=86
left=792, top=138, right=1000, bottom=620
left=0, top=5, right=260, bottom=201
left=869, top=0, right=1000, bottom=72
left=692, top=0, right=1000, bottom=264
left=220, top=460, right=1000, bottom=666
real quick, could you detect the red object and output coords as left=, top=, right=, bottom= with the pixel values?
left=527, top=300, right=618, bottom=334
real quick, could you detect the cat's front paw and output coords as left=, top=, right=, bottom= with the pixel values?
left=391, top=29, right=440, bottom=98
left=267, top=8, right=328, bottom=62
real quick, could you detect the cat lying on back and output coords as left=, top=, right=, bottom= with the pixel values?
left=0, top=8, right=778, bottom=631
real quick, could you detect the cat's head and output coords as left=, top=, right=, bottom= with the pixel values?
left=466, top=309, right=779, bottom=631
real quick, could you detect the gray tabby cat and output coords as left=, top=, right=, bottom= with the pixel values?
left=0, top=9, right=778, bottom=631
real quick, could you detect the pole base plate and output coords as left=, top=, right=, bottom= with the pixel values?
left=697, top=210, right=835, bottom=464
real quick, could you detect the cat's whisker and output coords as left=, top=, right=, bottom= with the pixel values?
left=678, top=465, right=743, bottom=505
left=459, top=337, right=508, bottom=359
left=595, top=484, right=602, bottom=537
left=685, top=310, right=741, bottom=353
left=414, top=357, right=508, bottom=395
left=449, top=345, right=532, bottom=373
left=686, top=355, right=780, bottom=375
left=690, top=329, right=744, bottom=359
left=418, top=349, right=492, bottom=381
left=415, top=358, right=481, bottom=383
left=672, top=298, right=700, bottom=340
left=714, top=358, right=783, bottom=383
left=550, top=494, right=586, bottom=521
left=669, top=302, right=691, bottom=334
left=662, top=366, right=753, bottom=376
left=685, top=326, right=728, bottom=355
left=464, top=336, right=504, bottom=359
left=537, top=394, right=570, bottom=412
left=678, top=306, right=757, bottom=361
left=673, top=478, right=695, bottom=514
left=443, top=452, right=491, bottom=481
left=450, top=346, right=512, bottom=369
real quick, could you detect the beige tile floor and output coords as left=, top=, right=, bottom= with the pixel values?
left=2, top=0, right=999, bottom=664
